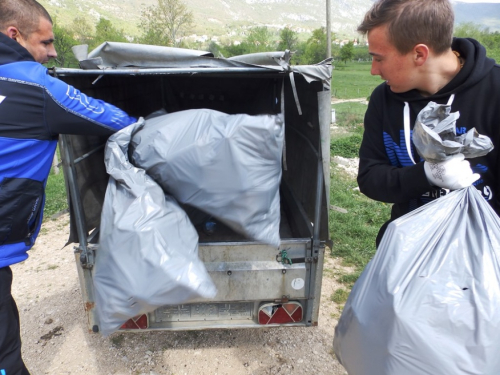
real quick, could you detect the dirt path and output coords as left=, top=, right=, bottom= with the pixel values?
left=11, top=213, right=349, bottom=375
left=331, top=98, right=368, bottom=105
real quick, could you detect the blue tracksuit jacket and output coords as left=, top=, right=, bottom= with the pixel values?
left=0, top=33, right=137, bottom=268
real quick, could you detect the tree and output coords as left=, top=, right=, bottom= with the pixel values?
left=138, top=0, right=194, bottom=47
left=330, top=43, right=340, bottom=61
left=339, top=41, right=354, bottom=64
left=454, top=22, right=500, bottom=62
left=277, top=27, right=298, bottom=51
left=52, top=21, right=79, bottom=68
left=300, top=27, right=328, bottom=64
left=220, top=42, right=247, bottom=57
left=482, top=31, right=500, bottom=62
left=92, top=18, right=127, bottom=50
left=352, top=45, right=370, bottom=62
left=70, top=16, right=94, bottom=46
left=454, top=22, right=484, bottom=41
left=244, top=26, right=276, bottom=53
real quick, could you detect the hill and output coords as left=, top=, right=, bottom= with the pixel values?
left=38, top=0, right=500, bottom=44
left=454, top=2, right=500, bottom=31
left=38, top=0, right=373, bottom=41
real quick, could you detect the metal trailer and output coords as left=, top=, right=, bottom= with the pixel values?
left=52, top=44, right=332, bottom=333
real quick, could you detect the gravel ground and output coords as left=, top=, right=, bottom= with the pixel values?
left=11, top=213, right=350, bottom=375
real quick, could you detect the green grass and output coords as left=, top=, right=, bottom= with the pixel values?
left=331, top=288, right=350, bottom=304
left=329, top=170, right=391, bottom=282
left=331, top=102, right=366, bottom=158
left=331, top=61, right=382, bottom=99
left=44, top=152, right=68, bottom=220
left=329, top=100, right=392, bottom=288
left=332, top=102, right=368, bottom=119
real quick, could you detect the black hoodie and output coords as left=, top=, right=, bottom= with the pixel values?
left=357, top=38, right=500, bottom=241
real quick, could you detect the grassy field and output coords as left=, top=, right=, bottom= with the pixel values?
left=329, top=101, right=392, bottom=290
left=328, top=60, right=392, bottom=300
left=331, top=61, right=382, bottom=100
left=330, top=102, right=366, bottom=158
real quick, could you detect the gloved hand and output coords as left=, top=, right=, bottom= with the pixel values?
left=424, top=153, right=480, bottom=190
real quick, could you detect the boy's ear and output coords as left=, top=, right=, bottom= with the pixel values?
left=414, top=44, right=429, bottom=66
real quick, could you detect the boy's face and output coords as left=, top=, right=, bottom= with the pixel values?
left=17, top=16, right=57, bottom=64
left=367, top=25, right=418, bottom=94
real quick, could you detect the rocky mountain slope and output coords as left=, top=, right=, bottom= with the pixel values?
left=39, top=0, right=500, bottom=43
left=39, top=0, right=374, bottom=40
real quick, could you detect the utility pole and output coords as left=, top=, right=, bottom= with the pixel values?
left=326, top=0, right=331, bottom=58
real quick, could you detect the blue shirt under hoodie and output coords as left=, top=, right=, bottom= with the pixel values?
left=0, top=33, right=137, bottom=268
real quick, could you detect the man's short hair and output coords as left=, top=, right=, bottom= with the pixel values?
left=0, top=0, right=52, bottom=37
left=357, top=0, right=454, bottom=55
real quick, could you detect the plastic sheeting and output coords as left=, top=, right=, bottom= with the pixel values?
left=413, top=101, right=494, bottom=163
left=69, top=42, right=333, bottom=89
left=94, top=119, right=217, bottom=336
left=129, top=109, right=284, bottom=248
left=333, top=186, right=500, bottom=375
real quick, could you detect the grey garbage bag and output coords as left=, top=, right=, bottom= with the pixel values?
left=129, top=108, right=284, bottom=248
left=94, top=119, right=217, bottom=336
left=333, top=186, right=500, bottom=375
left=413, top=101, right=494, bottom=163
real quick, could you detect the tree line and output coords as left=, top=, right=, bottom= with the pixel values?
left=50, top=0, right=500, bottom=68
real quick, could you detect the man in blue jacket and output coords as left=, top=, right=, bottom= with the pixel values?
left=0, top=1, right=137, bottom=373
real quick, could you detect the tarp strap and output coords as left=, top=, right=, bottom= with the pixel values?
left=289, top=72, right=302, bottom=116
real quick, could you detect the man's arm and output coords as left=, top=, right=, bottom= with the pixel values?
left=41, top=68, right=137, bottom=135
left=1, top=61, right=137, bottom=136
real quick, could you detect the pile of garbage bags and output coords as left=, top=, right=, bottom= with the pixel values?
left=93, top=109, right=284, bottom=335
left=129, top=109, right=284, bottom=248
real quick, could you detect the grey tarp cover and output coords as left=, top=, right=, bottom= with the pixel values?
left=333, top=186, right=500, bottom=375
left=94, top=119, right=217, bottom=336
left=129, top=109, right=285, bottom=248
left=413, top=101, right=494, bottom=163
left=72, top=42, right=333, bottom=89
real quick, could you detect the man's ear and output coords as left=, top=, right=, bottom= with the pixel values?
left=414, top=44, right=429, bottom=66
left=4, top=26, right=22, bottom=41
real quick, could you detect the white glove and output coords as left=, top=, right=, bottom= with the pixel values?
left=424, top=153, right=480, bottom=190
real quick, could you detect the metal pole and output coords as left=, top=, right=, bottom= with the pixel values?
left=326, top=0, right=331, bottom=58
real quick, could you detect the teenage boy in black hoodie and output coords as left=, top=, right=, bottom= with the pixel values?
left=356, top=0, right=500, bottom=245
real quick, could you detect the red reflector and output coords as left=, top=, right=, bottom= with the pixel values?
left=259, top=310, right=271, bottom=324
left=283, top=303, right=297, bottom=314
left=120, top=314, right=148, bottom=330
left=258, top=302, right=303, bottom=324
